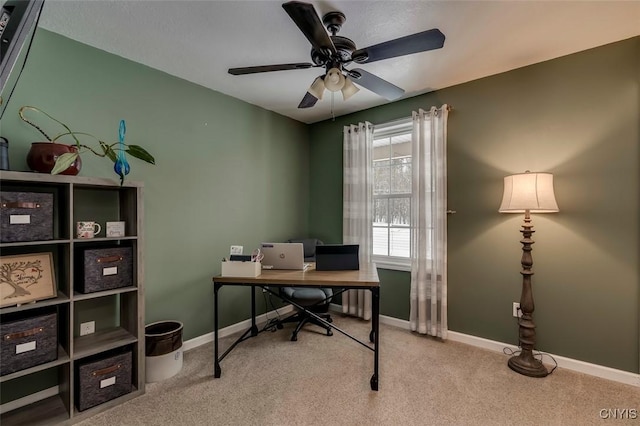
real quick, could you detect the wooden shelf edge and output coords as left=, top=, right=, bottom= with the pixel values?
left=0, top=170, right=142, bottom=188
left=73, top=328, right=137, bottom=360
left=0, top=239, right=71, bottom=248
left=0, top=394, right=69, bottom=426
left=71, top=388, right=142, bottom=422
left=73, top=286, right=138, bottom=301
left=72, top=236, right=138, bottom=243
left=0, top=292, right=70, bottom=314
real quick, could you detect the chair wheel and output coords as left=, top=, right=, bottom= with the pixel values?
left=276, top=323, right=283, bottom=329
left=327, top=329, right=333, bottom=336
left=327, top=317, right=333, bottom=323
left=291, top=335, right=298, bottom=342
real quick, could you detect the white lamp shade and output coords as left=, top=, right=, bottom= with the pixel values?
left=499, top=172, right=559, bottom=213
left=341, top=77, right=359, bottom=100
left=324, top=67, right=345, bottom=92
left=308, top=76, right=325, bottom=100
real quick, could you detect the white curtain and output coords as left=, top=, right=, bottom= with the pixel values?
left=409, top=106, right=449, bottom=339
left=342, top=122, right=373, bottom=320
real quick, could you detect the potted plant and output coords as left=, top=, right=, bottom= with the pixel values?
left=19, top=106, right=155, bottom=184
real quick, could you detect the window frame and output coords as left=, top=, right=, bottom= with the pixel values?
left=371, top=118, right=413, bottom=271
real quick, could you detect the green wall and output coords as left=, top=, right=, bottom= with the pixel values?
left=308, top=37, right=639, bottom=373
left=0, top=30, right=309, bottom=340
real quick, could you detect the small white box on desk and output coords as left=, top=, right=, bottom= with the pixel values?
left=221, top=261, right=262, bottom=277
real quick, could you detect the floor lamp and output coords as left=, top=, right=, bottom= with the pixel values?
left=499, top=171, right=559, bottom=378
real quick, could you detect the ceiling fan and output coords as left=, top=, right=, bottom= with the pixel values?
left=228, top=1, right=445, bottom=109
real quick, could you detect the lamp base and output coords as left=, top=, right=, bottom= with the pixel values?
left=508, top=352, right=549, bottom=378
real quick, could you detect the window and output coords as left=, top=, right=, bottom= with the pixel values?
left=372, top=119, right=413, bottom=270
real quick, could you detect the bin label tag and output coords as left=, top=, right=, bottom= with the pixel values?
left=10, top=215, right=30, bottom=224
left=103, top=266, right=118, bottom=276
left=16, top=341, right=36, bottom=354
left=100, top=376, right=116, bottom=388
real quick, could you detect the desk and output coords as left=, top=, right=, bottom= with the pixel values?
left=212, top=263, right=380, bottom=390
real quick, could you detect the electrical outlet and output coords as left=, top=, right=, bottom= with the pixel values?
left=512, top=302, right=522, bottom=318
left=80, top=321, right=95, bottom=336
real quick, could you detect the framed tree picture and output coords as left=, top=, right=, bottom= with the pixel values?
left=0, top=253, right=56, bottom=308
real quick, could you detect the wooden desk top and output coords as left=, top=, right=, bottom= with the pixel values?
left=213, top=262, right=379, bottom=288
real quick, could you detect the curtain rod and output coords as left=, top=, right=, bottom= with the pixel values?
left=346, top=105, right=453, bottom=132
left=378, top=105, right=453, bottom=126
left=436, top=105, right=454, bottom=112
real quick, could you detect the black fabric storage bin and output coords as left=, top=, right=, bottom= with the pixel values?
left=76, top=350, right=132, bottom=411
left=0, top=192, right=54, bottom=242
left=77, top=247, right=133, bottom=293
left=0, top=311, right=57, bottom=376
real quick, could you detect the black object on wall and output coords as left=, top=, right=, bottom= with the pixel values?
left=0, top=137, right=9, bottom=170
left=0, top=0, right=45, bottom=118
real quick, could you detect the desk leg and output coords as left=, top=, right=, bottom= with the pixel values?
left=214, top=282, right=222, bottom=378
left=370, top=286, right=380, bottom=391
left=250, top=285, right=259, bottom=336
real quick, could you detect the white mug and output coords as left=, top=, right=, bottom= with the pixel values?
left=77, top=221, right=101, bottom=239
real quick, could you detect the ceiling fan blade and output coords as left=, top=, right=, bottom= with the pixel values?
left=228, top=63, right=313, bottom=75
left=298, top=92, right=319, bottom=109
left=352, top=29, right=445, bottom=64
left=282, top=1, right=336, bottom=56
left=348, top=68, right=404, bottom=101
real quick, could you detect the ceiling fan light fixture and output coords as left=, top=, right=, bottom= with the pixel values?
left=324, top=67, right=345, bottom=92
left=308, top=76, right=325, bottom=100
left=341, top=77, right=359, bottom=100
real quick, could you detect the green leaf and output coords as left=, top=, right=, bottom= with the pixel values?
left=100, top=141, right=117, bottom=162
left=51, top=153, right=79, bottom=175
left=105, top=147, right=117, bottom=163
left=126, top=145, right=155, bottom=164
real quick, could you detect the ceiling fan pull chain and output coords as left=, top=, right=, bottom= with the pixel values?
left=331, top=92, right=336, bottom=121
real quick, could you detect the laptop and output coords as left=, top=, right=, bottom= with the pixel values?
left=260, top=242, right=310, bottom=270
left=315, top=244, right=360, bottom=271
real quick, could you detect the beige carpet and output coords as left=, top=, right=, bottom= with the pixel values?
left=78, top=316, right=638, bottom=426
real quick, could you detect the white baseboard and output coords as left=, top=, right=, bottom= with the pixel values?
left=331, top=303, right=639, bottom=387
left=446, top=331, right=640, bottom=387
left=0, top=385, right=59, bottom=414
left=183, top=305, right=294, bottom=351
left=188, top=304, right=639, bottom=388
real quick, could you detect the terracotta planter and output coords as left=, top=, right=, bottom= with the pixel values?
left=26, top=142, right=82, bottom=176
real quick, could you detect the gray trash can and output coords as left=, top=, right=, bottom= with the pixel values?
left=145, top=320, right=183, bottom=383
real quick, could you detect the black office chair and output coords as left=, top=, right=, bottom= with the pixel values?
left=276, top=238, right=333, bottom=341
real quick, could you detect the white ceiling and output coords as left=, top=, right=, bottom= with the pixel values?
left=38, top=0, right=640, bottom=124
